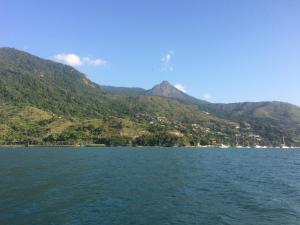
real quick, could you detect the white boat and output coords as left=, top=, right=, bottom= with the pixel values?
left=219, top=144, right=230, bottom=148
left=281, top=145, right=289, bottom=149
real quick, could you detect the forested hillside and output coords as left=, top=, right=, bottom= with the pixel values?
left=0, top=48, right=299, bottom=147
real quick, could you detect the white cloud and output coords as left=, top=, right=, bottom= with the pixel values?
left=54, top=53, right=107, bottom=67
left=161, top=50, right=174, bottom=72
left=174, top=84, right=187, bottom=93
left=54, top=54, right=82, bottom=66
left=82, top=57, right=107, bottom=66
left=203, top=93, right=212, bottom=100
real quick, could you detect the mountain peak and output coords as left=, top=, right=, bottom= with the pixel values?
left=160, top=80, right=171, bottom=86
left=145, top=80, right=209, bottom=105
left=146, top=80, right=188, bottom=99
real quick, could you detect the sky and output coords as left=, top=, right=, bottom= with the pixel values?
left=1, top=0, right=300, bottom=105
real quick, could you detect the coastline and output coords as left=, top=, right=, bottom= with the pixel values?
left=0, top=144, right=299, bottom=149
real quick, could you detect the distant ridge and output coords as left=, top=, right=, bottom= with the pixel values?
left=101, top=85, right=145, bottom=96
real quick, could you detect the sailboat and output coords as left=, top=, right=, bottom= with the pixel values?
left=281, top=136, right=289, bottom=149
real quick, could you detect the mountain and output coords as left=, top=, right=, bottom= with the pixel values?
left=0, top=47, right=245, bottom=146
left=207, top=101, right=300, bottom=145
left=0, top=47, right=124, bottom=118
left=0, top=48, right=213, bottom=121
left=146, top=80, right=185, bottom=98
left=0, top=47, right=299, bottom=147
left=144, top=81, right=300, bottom=146
left=145, top=80, right=209, bottom=106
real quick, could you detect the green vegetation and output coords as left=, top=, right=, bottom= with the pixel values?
left=0, top=47, right=299, bottom=147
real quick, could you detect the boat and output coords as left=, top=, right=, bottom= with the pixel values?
left=281, top=136, right=289, bottom=149
left=281, top=146, right=289, bottom=149
left=219, top=144, right=230, bottom=149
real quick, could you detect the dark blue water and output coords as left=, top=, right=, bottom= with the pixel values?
left=0, top=148, right=300, bottom=225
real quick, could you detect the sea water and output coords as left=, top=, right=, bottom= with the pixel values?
left=0, top=147, right=299, bottom=225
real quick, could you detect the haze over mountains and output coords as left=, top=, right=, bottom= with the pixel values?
left=0, top=47, right=299, bottom=147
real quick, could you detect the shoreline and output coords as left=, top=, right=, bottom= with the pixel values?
left=0, top=145, right=299, bottom=149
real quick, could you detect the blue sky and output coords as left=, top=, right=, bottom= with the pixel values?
left=1, top=0, right=300, bottom=105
